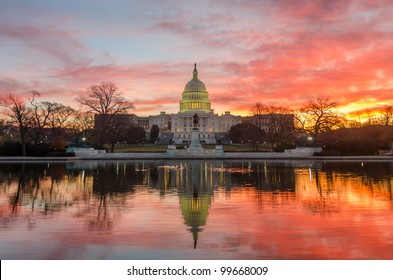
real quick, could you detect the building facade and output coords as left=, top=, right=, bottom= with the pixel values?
left=136, top=64, right=295, bottom=144
left=139, top=64, right=243, bottom=144
left=89, top=64, right=295, bottom=145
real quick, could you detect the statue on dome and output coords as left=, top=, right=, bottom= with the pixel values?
left=193, top=113, right=199, bottom=128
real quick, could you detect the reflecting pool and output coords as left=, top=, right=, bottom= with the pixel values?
left=1, top=160, right=393, bottom=259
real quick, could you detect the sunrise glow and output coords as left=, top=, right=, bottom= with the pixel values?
left=1, top=0, right=393, bottom=116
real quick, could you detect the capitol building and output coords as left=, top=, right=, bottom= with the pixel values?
left=138, top=64, right=242, bottom=144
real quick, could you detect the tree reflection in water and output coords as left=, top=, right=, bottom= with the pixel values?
left=1, top=160, right=393, bottom=259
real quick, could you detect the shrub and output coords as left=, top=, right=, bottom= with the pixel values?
left=0, top=141, right=22, bottom=156
left=0, top=142, right=56, bottom=157
left=323, top=139, right=379, bottom=156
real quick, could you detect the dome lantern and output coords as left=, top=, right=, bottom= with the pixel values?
left=193, top=63, right=198, bottom=79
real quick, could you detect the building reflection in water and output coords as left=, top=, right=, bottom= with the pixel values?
left=2, top=160, right=392, bottom=222
left=1, top=160, right=393, bottom=259
left=176, top=162, right=214, bottom=249
left=156, top=160, right=298, bottom=249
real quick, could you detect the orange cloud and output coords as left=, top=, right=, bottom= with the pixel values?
left=1, top=0, right=393, bottom=116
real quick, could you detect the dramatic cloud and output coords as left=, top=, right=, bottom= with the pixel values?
left=0, top=0, right=393, bottom=116
left=0, top=23, right=87, bottom=65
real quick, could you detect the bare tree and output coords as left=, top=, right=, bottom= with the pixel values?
left=295, top=97, right=342, bottom=142
left=365, top=111, right=378, bottom=126
left=29, top=92, right=54, bottom=145
left=229, top=122, right=265, bottom=150
left=251, top=103, right=294, bottom=150
left=76, top=82, right=134, bottom=148
left=353, top=108, right=382, bottom=126
left=76, top=82, right=133, bottom=115
left=45, top=102, right=75, bottom=139
left=42, top=102, right=75, bottom=149
left=106, top=114, right=131, bottom=152
left=380, top=104, right=393, bottom=126
left=0, top=93, right=33, bottom=156
left=70, top=111, right=95, bottom=137
left=250, top=103, right=266, bottom=151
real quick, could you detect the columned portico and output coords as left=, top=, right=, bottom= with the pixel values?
left=142, top=64, right=242, bottom=145
left=172, top=64, right=220, bottom=144
left=172, top=112, right=218, bottom=144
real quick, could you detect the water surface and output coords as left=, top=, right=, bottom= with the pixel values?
left=1, top=160, right=393, bottom=259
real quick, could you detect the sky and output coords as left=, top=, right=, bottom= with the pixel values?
left=1, top=0, right=393, bottom=117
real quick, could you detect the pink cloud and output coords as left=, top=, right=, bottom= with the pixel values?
left=1, top=0, right=393, bottom=116
left=0, top=22, right=88, bottom=65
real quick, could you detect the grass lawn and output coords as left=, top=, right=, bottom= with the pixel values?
left=111, top=144, right=168, bottom=153
left=111, top=144, right=272, bottom=153
left=226, top=145, right=271, bottom=152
